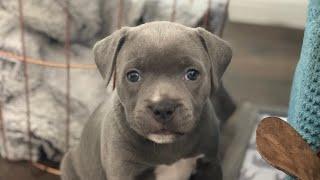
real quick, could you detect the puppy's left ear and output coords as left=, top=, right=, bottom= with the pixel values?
left=195, top=27, right=232, bottom=91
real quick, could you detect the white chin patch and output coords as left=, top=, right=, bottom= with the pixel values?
left=147, top=134, right=176, bottom=144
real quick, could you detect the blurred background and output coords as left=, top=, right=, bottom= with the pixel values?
left=0, top=0, right=308, bottom=179
left=225, top=0, right=306, bottom=106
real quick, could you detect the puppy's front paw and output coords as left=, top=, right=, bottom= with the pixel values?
left=189, top=158, right=222, bottom=180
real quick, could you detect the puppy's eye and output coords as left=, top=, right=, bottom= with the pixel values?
left=126, top=70, right=141, bottom=82
left=185, top=69, right=200, bottom=81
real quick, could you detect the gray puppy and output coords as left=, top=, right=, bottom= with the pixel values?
left=60, top=21, right=232, bottom=180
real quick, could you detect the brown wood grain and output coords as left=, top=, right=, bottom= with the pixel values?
left=256, top=117, right=320, bottom=180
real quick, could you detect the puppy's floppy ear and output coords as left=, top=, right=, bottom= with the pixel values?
left=93, top=27, right=129, bottom=85
left=195, top=27, right=232, bottom=91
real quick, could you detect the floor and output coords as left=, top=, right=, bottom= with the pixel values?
left=0, top=22, right=304, bottom=180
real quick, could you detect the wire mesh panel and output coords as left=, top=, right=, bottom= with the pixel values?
left=0, top=76, right=9, bottom=159
left=62, top=0, right=71, bottom=152
left=18, top=0, right=32, bottom=161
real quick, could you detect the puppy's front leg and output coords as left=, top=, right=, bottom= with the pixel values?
left=190, top=157, right=222, bottom=180
left=106, top=160, right=152, bottom=180
left=107, top=171, right=137, bottom=180
left=107, top=170, right=152, bottom=180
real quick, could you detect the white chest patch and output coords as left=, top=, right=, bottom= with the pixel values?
left=154, top=154, right=205, bottom=180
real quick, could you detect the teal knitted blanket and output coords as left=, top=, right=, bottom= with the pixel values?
left=287, top=1, right=320, bottom=178
left=288, top=0, right=320, bottom=155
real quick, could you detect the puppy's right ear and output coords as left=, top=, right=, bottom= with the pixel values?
left=93, top=27, right=129, bottom=85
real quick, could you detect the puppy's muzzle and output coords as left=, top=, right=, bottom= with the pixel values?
left=148, top=99, right=179, bottom=124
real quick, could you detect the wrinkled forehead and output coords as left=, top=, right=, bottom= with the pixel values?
left=118, top=26, right=208, bottom=69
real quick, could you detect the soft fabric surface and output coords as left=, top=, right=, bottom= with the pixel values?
left=287, top=1, right=320, bottom=179
left=287, top=0, right=320, bottom=179
left=288, top=0, right=320, bottom=153
left=0, top=0, right=210, bottom=162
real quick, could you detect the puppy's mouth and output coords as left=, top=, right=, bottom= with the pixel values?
left=147, top=129, right=184, bottom=144
left=152, top=129, right=184, bottom=136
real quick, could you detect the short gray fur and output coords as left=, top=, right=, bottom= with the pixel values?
left=60, top=21, right=232, bottom=180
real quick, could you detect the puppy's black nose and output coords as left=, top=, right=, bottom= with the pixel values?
left=149, top=100, right=177, bottom=123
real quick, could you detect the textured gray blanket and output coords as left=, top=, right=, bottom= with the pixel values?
left=0, top=0, right=208, bottom=162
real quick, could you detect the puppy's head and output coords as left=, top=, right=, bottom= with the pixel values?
left=94, top=22, right=232, bottom=144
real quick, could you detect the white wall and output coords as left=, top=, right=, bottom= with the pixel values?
left=229, top=0, right=308, bottom=29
